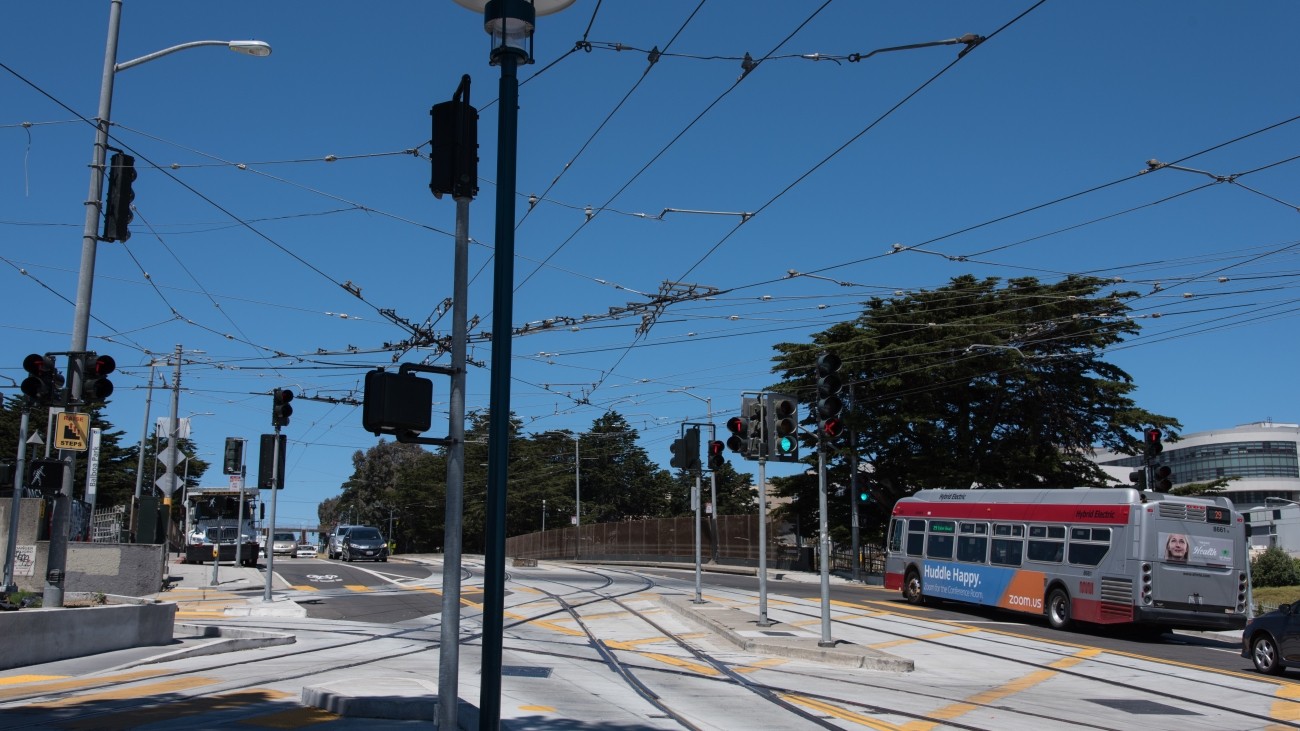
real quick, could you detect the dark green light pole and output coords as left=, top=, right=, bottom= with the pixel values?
left=452, top=1, right=574, bottom=728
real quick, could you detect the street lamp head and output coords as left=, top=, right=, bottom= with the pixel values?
left=228, top=40, right=272, bottom=57
left=453, top=0, right=575, bottom=63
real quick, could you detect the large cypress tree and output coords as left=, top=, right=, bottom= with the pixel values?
left=770, top=274, right=1178, bottom=535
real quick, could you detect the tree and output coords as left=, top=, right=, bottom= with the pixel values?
left=770, top=274, right=1178, bottom=539
left=1251, top=546, right=1300, bottom=588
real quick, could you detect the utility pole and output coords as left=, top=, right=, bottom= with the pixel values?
left=2, top=407, right=32, bottom=592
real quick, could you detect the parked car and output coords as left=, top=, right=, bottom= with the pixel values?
left=1243, top=603, right=1300, bottom=674
left=270, top=531, right=298, bottom=557
left=295, top=543, right=319, bottom=558
left=328, top=524, right=357, bottom=560
left=340, top=526, right=388, bottom=562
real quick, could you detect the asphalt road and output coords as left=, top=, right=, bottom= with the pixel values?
left=272, top=556, right=444, bottom=624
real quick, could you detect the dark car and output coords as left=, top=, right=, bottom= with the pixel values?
left=1242, top=602, right=1300, bottom=674
left=340, top=526, right=388, bottom=562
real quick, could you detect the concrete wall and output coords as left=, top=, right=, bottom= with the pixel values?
left=2, top=498, right=166, bottom=596
left=0, top=601, right=177, bottom=670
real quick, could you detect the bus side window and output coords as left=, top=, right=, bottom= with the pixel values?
left=888, top=519, right=905, bottom=553
left=991, top=537, right=1023, bottom=566
left=906, top=519, right=925, bottom=557
left=927, top=521, right=955, bottom=559
left=958, top=522, right=988, bottom=563
left=1027, top=525, right=1065, bottom=563
left=1068, top=527, right=1111, bottom=566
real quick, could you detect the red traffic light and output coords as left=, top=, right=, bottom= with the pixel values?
left=822, top=417, right=845, bottom=439
left=89, top=354, right=115, bottom=377
left=726, top=416, right=746, bottom=436
left=1144, top=428, right=1162, bottom=444
left=23, top=353, right=52, bottom=376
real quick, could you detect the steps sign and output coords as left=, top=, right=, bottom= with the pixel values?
left=55, top=412, right=90, bottom=451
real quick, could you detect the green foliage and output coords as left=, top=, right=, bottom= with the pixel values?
left=1169, top=477, right=1232, bottom=497
left=1251, top=546, right=1300, bottom=588
left=769, top=275, right=1177, bottom=541
left=324, top=409, right=702, bottom=553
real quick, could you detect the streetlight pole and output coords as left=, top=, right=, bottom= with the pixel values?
left=48, top=0, right=270, bottom=608
left=452, top=2, right=574, bottom=728
left=670, top=388, right=718, bottom=563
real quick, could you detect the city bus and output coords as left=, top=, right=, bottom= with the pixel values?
left=883, top=487, right=1249, bottom=631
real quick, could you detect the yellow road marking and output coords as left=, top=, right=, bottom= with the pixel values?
left=0, top=669, right=165, bottom=701
left=0, top=674, right=67, bottom=685
left=901, top=648, right=1099, bottom=730
left=787, top=694, right=900, bottom=731
left=56, top=688, right=296, bottom=730
left=29, top=676, right=214, bottom=709
left=870, top=627, right=980, bottom=649
left=530, top=619, right=584, bottom=637
left=604, top=637, right=668, bottom=650
left=638, top=652, right=719, bottom=676
left=1270, top=682, right=1300, bottom=728
left=343, top=584, right=370, bottom=592
left=518, top=704, right=556, bottom=712
left=290, top=585, right=319, bottom=592
left=176, top=611, right=229, bottom=619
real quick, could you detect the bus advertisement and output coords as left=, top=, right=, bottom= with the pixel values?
left=883, top=487, right=1248, bottom=632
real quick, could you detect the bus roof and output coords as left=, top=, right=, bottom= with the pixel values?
left=894, top=487, right=1234, bottom=524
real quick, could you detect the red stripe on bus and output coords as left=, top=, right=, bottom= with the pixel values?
left=891, top=503, right=1131, bottom=524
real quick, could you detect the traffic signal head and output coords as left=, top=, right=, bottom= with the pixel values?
left=21, top=353, right=61, bottom=407
left=271, top=388, right=294, bottom=428
left=79, top=352, right=115, bottom=403
left=670, top=427, right=701, bottom=471
left=815, top=351, right=845, bottom=430
left=223, top=437, right=245, bottom=475
left=1143, top=428, right=1163, bottom=457
left=765, top=392, right=799, bottom=462
left=707, top=440, right=725, bottom=470
left=362, top=369, right=433, bottom=436
left=103, top=152, right=136, bottom=242
left=725, top=416, right=748, bottom=455
left=1153, top=465, right=1173, bottom=493
left=684, top=427, right=701, bottom=471
left=726, top=395, right=764, bottom=460
left=669, top=436, right=687, bottom=469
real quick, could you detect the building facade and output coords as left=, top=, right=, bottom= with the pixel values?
left=1091, top=421, right=1300, bottom=510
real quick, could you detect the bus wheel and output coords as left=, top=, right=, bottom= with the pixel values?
left=904, top=569, right=924, bottom=605
left=1046, top=588, right=1071, bottom=630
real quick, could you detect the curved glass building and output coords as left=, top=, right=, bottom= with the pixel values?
left=1091, top=421, right=1300, bottom=510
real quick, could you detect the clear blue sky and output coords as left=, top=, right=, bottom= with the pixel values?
left=4, top=1, right=1300, bottom=529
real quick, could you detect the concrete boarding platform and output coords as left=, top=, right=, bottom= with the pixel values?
left=658, top=594, right=914, bottom=671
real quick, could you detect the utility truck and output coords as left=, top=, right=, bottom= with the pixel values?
left=183, top=485, right=261, bottom=566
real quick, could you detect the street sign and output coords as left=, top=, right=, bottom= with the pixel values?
left=155, top=473, right=181, bottom=496
left=156, top=446, right=182, bottom=471
left=54, top=412, right=89, bottom=451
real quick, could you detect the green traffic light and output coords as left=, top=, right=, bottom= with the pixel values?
left=859, top=491, right=869, bottom=502
left=777, top=435, right=796, bottom=454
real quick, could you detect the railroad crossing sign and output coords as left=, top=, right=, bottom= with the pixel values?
left=54, top=412, right=90, bottom=451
